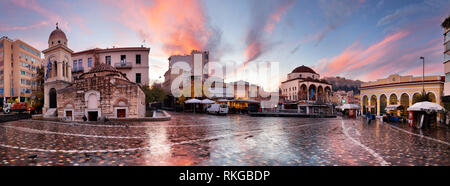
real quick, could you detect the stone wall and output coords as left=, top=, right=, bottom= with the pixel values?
left=57, top=74, right=145, bottom=120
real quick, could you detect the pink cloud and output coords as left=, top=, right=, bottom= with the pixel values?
left=264, top=0, right=295, bottom=33
left=318, top=30, right=410, bottom=79
left=0, top=21, right=49, bottom=31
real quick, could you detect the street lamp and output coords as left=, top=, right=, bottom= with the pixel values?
left=420, top=56, right=425, bottom=93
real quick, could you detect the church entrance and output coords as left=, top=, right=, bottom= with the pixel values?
left=49, top=88, right=57, bottom=108
left=88, top=111, right=98, bottom=121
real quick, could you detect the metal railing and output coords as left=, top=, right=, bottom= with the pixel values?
left=72, top=66, right=84, bottom=72
left=114, top=62, right=132, bottom=68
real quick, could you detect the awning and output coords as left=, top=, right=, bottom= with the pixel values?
left=385, top=105, right=403, bottom=110
left=341, top=104, right=360, bottom=110
left=231, top=99, right=260, bottom=103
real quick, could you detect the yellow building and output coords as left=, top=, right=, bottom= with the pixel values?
left=0, top=36, right=42, bottom=103
left=360, top=74, right=444, bottom=117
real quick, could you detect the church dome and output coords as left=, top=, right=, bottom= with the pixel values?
left=48, top=24, right=68, bottom=47
left=292, top=65, right=317, bottom=74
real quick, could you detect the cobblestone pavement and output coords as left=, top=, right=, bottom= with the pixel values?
left=0, top=112, right=449, bottom=166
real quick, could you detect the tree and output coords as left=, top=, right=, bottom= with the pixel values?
left=142, top=85, right=168, bottom=106
left=31, top=66, right=45, bottom=113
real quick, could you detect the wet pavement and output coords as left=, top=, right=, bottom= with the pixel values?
left=0, top=112, right=449, bottom=166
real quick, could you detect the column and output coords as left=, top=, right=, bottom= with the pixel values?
left=57, top=61, right=63, bottom=80
left=68, top=63, right=72, bottom=81
left=360, top=96, right=364, bottom=114
left=376, top=97, right=380, bottom=116
left=306, top=85, right=309, bottom=101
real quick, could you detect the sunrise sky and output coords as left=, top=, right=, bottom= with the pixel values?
left=1, top=0, right=449, bottom=89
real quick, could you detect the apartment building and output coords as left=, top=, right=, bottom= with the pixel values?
left=0, top=36, right=42, bottom=103
left=71, top=47, right=150, bottom=85
left=162, top=50, right=210, bottom=94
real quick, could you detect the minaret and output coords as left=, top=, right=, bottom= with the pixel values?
left=42, top=24, right=74, bottom=115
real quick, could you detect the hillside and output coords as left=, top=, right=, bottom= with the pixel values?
left=323, top=76, right=364, bottom=94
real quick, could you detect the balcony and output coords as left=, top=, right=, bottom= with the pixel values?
left=114, top=62, right=132, bottom=69
left=446, top=42, right=450, bottom=53
left=72, top=66, right=84, bottom=73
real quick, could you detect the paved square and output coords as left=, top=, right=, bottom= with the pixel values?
left=0, top=112, right=449, bottom=166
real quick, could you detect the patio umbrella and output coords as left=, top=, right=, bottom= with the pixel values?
left=217, top=99, right=230, bottom=102
left=341, top=104, right=360, bottom=110
left=407, top=101, right=445, bottom=113
left=185, top=98, right=202, bottom=104
left=201, top=99, right=215, bottom=104
left=185, top=99, right=202, bottom=113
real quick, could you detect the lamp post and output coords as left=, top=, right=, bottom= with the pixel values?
left=420, top=56, right=425, bottom=93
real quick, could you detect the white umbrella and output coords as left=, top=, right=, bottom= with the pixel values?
left=185, top=98, right=202, bottom=104
left=217, top=99, right=230, bottom=102
left=341, top=104, right=360, bottom=110
left=201, top=99, right=215, bottom=104
left=407, top=101, right=445, bottom=112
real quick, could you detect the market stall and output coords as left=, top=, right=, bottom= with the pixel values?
left=407, top=101, right=445, bottom=128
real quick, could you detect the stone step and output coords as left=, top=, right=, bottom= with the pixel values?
left=44, top=108, right=57, bottom=118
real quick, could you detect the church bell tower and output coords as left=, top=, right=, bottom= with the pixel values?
left=42, top=23, right=73, bottom=115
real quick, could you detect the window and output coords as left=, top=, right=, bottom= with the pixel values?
left=105, top=56, right=111, bottom=65
left=88, top=57, right=92, bottom=67
left=121, top=55, right=126, bottom=64
left=446, top=73, right=450, bottom=82
left=78, top=59, right=83, bottom=70
left=136, top=73, right=141, bottom=84
left=445, top=52, right=450, bottom=62
left=21, top=70, right=25, bottom=75
left=136, top=54, right=141, bottom=64
left=19, top=43, right=40, bottom=56
left=73, top=60, right=77, bottom=70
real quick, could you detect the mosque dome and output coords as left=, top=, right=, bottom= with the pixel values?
left=292, top=65, right=317, bottom=74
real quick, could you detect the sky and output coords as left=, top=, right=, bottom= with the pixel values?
left=0, top=0, right=449, bottom=91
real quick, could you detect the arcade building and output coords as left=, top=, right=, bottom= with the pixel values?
left=280, top=65, right=333, bottom=115
left=42, top=25, right=145, bottom=121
